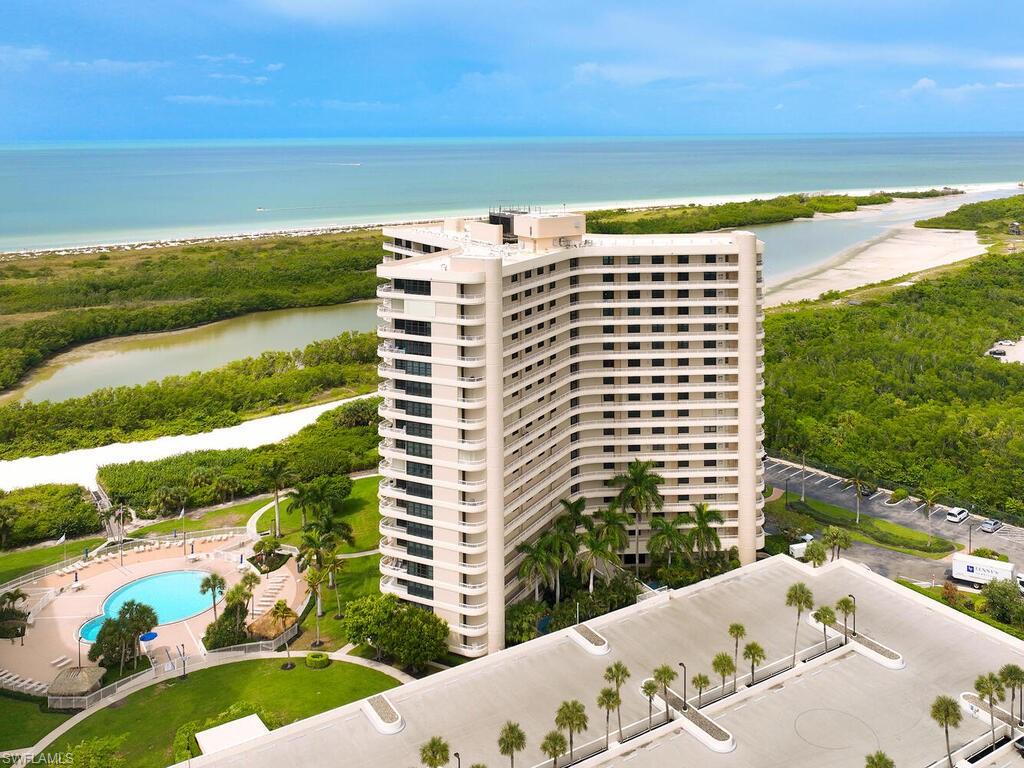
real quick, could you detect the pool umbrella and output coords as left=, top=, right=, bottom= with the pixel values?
left=140, top=631, right=158, bottom=654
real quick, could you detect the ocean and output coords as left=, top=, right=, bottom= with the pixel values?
left=2, top=134, right=1023, bottom=253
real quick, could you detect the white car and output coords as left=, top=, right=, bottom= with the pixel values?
left=946, top=507, right=969, bottom=524
left=997, top=339, right=1017, bottom=346
left=980, top=519, right=1003, bottom=534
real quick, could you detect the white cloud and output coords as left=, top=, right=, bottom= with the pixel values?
left=573, top=62, right=681, bottom=87
left=196, top=53, right=254, bottom=65
left=165, top=94, right=271, bottom=106
left=265, top=62, right=285, bottom=72
left=54, top=58, right=168, bottom=74
left=0, top=45, right=49, bottom=71
left=209, top=72, right=268, bottom=85
left=901, top=76, right=1024, bottom=100
left=320, top=99, right=394, bottom=110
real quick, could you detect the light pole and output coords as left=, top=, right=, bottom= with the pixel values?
left=968, top=523, right=974, bottom=555
left=453, top=752, right=461, bottom=768
left=177, top=644, right=187, bottom=680
left=77, top=637, right=83, bottom=669
left=118, top=507, right=125, bottom=566
left=677, top=661, right=688, bottom=711
left=848, top=594, right=857, bottom=637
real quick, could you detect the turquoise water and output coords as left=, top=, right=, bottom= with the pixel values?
left=79, top=570, right=216, bottom=642
left=2, top=134, right=1023, bottom=252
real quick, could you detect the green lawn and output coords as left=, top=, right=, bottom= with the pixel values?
left=256, top=476, right=380, bottom=552
left=0, top=537, right=107, bottom=585
left=44, top=658, right=398, bottom=768
left=0, top=693, right=71, bottom=751
left=133, top=497, right=270, bottom=537
left=293, top=553, right=381, bottom=651
left=897, top=579, right=1024, bottom=641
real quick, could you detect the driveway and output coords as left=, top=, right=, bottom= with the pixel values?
left=763, top=457, right=1024, bottom=580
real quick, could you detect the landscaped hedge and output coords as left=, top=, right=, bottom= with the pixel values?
left=786, top=497, right=955, bottom=554
left=0, top=484, right=102, bottom=549
left=97, top=398, right=380, bottom=512
left=305, top=652, right=330, bottom=669
left=172, top=702, right=281, bottom=763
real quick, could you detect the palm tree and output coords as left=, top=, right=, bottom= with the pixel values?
left=711, top=652, right=735, bottom=698
left=596, top=687, right=620, bottom=748
left=647, top=514, right=691, bottom=568
left=325, top=551, right=347, bottom=619
left=812, top=605, right=836, bottom=650
left=930, top=694, right=962, bottom=768
left=1002, top=663, right=1024, bottom=725
left=304, top=566, right=327, bottom=646
left=225, top=583, right=250, bottom=633
left=786, top=582, right=814, bottom=667
left=652, top=665, right=678, bottom=722
left=540, top=730, right=567, bottom=768
left=1, top=588, right=28, bottom=610
left=577, top=529, right=618, bottom=593
left=212, top=475, right=241, bottom=503
left=921, top=487, right=943, bottom=547
left=241, top=570, right=261, bottom=618
left=805, top=540, right=827, bottom=568
left=0, top=508, right=15, bottom=549
left=291, top=480, right=327, bottom=530
left=542, top=525, right=578, bottom=604
left=604, top=662, right=630, bottom=738
left=253, top=536, right=280, bottom=569
left=822, top=526, right=851, bottom=561
left=728, top=623, right=746, bottom=692
left=743, top=641, right=766, bottom=684
left=609, top=460, right=664, bottom=577
left=497, top=721, right=526, bottom=768
left=200, top=573, right=227, bottom=620
left=419, top=736, right=450, bottom=768
left=835, top=596, right=855, bottom=644
left=975, top=671, right=1005, bottom=749
left=847, top=466, right=871, bottom=525
left=300, top=529, right=336, bottom=571
left=188, top=466, right=213, bottom=489
left=270, top=599, right=297, bottom=669
left=260, top=456, right=296, bottom=538
left=559, top=497, right=591, bottom=532
left=692, top=673, right=711, bottom=708
left=641, top=679, right=659, bottom=730
left=687, top=503, right=724, bottom=576
left=864, top=751, right=894, bottom=768
left=517, top=540, right=556, bottom=601
left=555, top=699, right=588, bottom=762
left=593, top=506, right=631, bottom=554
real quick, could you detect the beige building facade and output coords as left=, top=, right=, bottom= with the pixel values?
left=376, top=210, right=765, bottom=657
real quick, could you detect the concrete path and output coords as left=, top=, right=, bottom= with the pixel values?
left=0, top=392, right=377, bottom=492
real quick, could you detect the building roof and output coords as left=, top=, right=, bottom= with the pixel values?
left=195, top=714, right=271, bottom=756
left=46, top=666, right=105, bottom=696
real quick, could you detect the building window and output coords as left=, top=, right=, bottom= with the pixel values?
left=627, top=255, right=641, bottom=265
left=407, top=461, right=432, bottom=479
left=394, top=279, right=431, bottom=296
left=602, top=255, right=614, bottom=266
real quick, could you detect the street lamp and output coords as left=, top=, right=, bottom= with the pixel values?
left=968, top=523, right=975, bottom=555
left=847, top=594, right=857, bottom=637
left=677, top=661, right=688, bottom=711
left=453, top=752, right=461, bottom=768
left=177, top=643, right=187, bottom=680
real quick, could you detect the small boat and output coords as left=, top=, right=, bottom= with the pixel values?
left=256, top=207, right=266, bottom=212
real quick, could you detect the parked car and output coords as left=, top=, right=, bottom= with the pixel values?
left=998, top=339, right=1017, bottom=346
left=859, top=485, right=875, bottom=497
left=946, top=507, right=969, bottom=524
left=990, top=348, right=1008, bottom=357
left=980, top=519, right=1003, bottom=533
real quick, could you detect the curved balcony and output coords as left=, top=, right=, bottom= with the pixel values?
left=378, top=479, right=486, bottom=514
left=380, top=576, right=488, bottom=616
left=380, top=533, right=487, bottom=557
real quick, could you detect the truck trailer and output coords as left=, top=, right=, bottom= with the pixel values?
left=950, top=552, right=1024, bottom=592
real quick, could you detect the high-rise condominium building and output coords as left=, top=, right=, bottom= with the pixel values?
left=376, top=209, right=765, bottom=657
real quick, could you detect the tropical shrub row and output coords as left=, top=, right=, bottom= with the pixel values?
left=340, top=593, right=449, bottom=672
left=0, top=331, right=379, bottom=459
left=916, top=192, right=1024, bottom=233
left=97, top=397, right=380, bottom=513
left=0, top=231, right=383, bottom=391
left=173, top=702, right=282, bottom=763
left=0, top=484, right=101, bottom=549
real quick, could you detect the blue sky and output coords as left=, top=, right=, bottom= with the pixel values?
left=3, top=0, right=1024, bottom=141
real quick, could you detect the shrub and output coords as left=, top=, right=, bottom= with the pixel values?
left=203, top=602, right=250, bottom=650
left=305, top=652, right=331, bottom=669
left=0, top=484, right=101, bottom=549
left=971, top=547, right=1006, bottom=562
left=889, top=488, right=909, bottom=503
left=941, top=580, right=960, bottom=607
left=505, top=600, right=546, bottom=646
left=173, top=702, right=282, bottom=762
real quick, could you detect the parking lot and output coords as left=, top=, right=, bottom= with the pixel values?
left=763, top=457, right=1024, bottom=581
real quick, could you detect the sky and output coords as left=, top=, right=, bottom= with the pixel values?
left=3, top=0, right=1024, bottom=141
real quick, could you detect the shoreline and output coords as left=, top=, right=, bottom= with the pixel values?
left=2, top=180, right=1013, bottom=259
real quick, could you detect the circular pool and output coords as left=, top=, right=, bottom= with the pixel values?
left=79, top=570, right=218, bottom=642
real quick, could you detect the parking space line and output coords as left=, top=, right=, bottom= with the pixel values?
left=869, top=490, right=886, bottom=500
left=911, top=504, right=925, bottom=514
left=827, top=479, right=844, bottom=488
left=814, top=476, right=831, bottom=485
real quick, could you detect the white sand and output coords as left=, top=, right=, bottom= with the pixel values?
left=0, top=392, right=375, bottom=492
left=765, top=220, right=986, bottom=307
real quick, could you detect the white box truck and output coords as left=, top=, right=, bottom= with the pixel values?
left=951, top=552, right=1024, bottom=592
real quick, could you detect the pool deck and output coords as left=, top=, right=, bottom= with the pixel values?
left=0, top=535, right=301, bottom=688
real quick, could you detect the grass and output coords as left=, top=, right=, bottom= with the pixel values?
left=764, top=491, right=960, bottom=559
left=292, top=553, right=382, bottom=652
left=99, top=656, right=152, bottom=687
left=43, top=658, right=398, bottom=768
left=133, top=497, right=270, bottom=537
left=256, top=476, right=380, bottom=552
left=0, top=692, right=71, bottom=751
left=897, top=578, right=1024, bottom=641
left=0, top=536, right=107, bottom=585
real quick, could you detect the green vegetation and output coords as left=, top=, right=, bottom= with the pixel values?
left=44, top=658, right=398, bottom=768
left=0, top=692, right=71, bottom=751
left=257, top=475, right=380, bottom=550
left=98, top=398, right=379, bottom=513
left=0, top=231, right=383, bottom=392
left=292, top=554, right=382, bottom=651
left=173, top=702, right=279, bottom=764
left=917, top=193, right=1024, bottom=233
left=340, top=593, right=449, bottom=672
left=898, top=579, right=1024, bottom=641
left=0, top=535, right=107, bottom=584
left=0, top=484, right=102, bottom=551
left=766, top=232, right=1024, bottom=517
left=765, top=491, right=957, bottom=558
left=133, top=497, right=269, bottom=537
left=0, top=331, right=378, bottom=460
left=586, top=190, right=960, bottom=234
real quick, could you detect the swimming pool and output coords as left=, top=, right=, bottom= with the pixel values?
left=79, top=570, right=218, bottom=642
